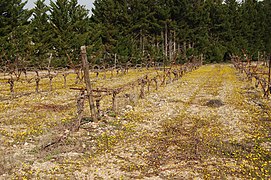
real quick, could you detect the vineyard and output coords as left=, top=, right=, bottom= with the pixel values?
left=0, top=52, right=270, bottom=178
left=0, top=46, right=202, bottom=127
left=1, top=0, right=271, bottom=178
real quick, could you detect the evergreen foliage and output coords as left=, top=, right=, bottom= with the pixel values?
left=0, top=0, right=32, bottom=67
left=0, top=0, right=270, bottom=67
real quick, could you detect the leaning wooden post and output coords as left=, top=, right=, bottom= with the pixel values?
left=81, top=46, right=98, bottom=122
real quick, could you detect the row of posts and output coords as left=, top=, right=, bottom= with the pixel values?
left=78, top=46, right=198, bottom=127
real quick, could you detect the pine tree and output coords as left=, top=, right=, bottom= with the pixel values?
left=49, top=0, right=90, bottom=66
left=92, top=0, right=130, bottom=56
left=238, top=0, right=257, bottom=56
left=262, top=0, right=271, bottom=52
left=30, top=0, right=52, bottom=66
left=0, top=0, right=32, bottom=67
left=90, top=0, right=271, bottom=64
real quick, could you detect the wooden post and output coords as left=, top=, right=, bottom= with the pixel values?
left=96, top=88, right=101, bottom=118
left=49, top=75, right=53, bottom=91
left=139, top=78, right=146, bottom=99
left=96, top=72, right=99, bottom=78
left=168, top=71, right=172, bottom=84
left=76, top=90, right=85, bottom=130
left=8, top=78, right=14, bottom=96
left=81, top=46, right=97, bottom=122
left=35, top=77, right=40, bottom=93
left=103, top=71, right=106, bottom=79
left=154, top=77, right=158, bottom=90
left=255, top=77, right=259, bottom=88
left=63, top=74, right=67, bottom=88
left=112, top=90, right=117, bottom=112
left=146, top=76, right=150, bottom=92
left=96, top=99, right=101, bottom=118
left=173, top=70, right=178, bottom=81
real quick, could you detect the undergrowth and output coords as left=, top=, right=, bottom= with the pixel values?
left=0, top=65, right=270, bottom=179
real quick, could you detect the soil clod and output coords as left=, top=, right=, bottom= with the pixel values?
left=205, top=99, right=224, bottom=107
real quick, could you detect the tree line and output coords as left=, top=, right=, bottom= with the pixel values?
left=0, top=0, right=270, bottom=68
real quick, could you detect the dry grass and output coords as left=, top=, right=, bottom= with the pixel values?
left=0, top=64, right=270, bottom=179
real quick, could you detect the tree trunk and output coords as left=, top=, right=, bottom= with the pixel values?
left=161, top=31, right=165, bottom=59
left=155, top=34, right=159, bottom=54
left=173, top=31, right=176, bottom=53
left=165, top=23, right=168, bottom=61
left=140, top=29, right=145, bottom=57
left=169, top=30, right=172, bottom=63
left=183, top=41, right=187, bottom=62
left=114, top=53, right=117, bottom=68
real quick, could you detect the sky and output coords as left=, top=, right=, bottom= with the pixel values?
left=24, top=0, right=95, bottom=14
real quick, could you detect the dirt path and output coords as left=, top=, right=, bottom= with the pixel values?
left=1, top=64, right=270, bottom=179
left=82, top=64, right=270, bottom=179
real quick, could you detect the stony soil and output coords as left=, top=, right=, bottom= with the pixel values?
left=0, top=64, right=270, bottom=179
